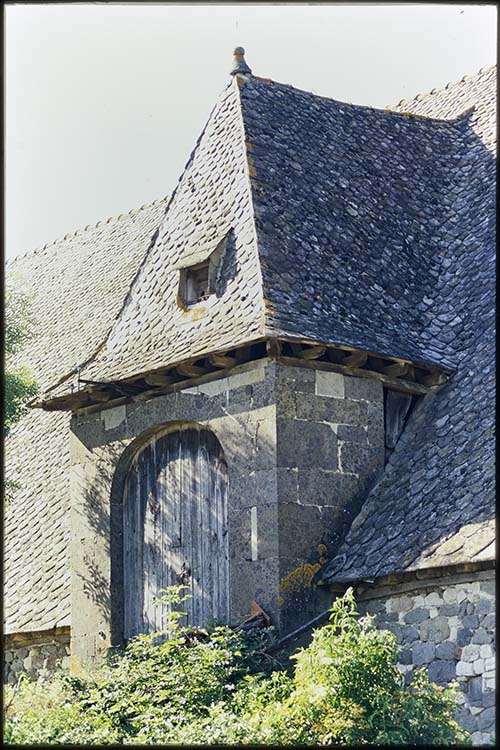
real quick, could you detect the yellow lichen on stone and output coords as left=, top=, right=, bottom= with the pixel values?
left=181, top=307, right=207, bottom=322
left=278, top=562, right=321, bottom=606
left=247, top=153, right=257, bottom=178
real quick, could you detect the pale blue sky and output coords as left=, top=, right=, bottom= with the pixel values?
left=5, top=3, right=497, bottom=259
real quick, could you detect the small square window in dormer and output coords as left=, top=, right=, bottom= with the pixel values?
left=178, top=231, right=231, bottom=309
left=184, top=262, right=211, bottom=305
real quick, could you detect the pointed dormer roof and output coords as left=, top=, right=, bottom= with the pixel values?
left=39, top=52, right=478, bottom=406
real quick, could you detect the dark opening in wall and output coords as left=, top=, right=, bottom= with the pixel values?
left=384, top=389, right=420, bottom=463
left=178, top=230, right=233, bottom=308
left=184, top=262, right=210, bottom=304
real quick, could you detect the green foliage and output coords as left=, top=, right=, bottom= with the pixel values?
left=3, top=588, right=469, bottom=746
left=4, top=278, right=38, bottom=428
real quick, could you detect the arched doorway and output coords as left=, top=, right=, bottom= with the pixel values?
left=123, top=425, right=229, bottom=639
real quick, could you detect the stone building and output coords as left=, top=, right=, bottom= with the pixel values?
left=4, top=50, right=495, bottom=743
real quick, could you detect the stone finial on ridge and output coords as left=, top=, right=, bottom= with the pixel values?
left=231, top=47, right=252, bottom=76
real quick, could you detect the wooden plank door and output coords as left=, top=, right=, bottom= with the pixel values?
left=123, top=426, right=229, bottom=639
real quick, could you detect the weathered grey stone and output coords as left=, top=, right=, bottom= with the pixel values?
left=423, top=591, right=443, bottom=607
left=276, top=419, right=338, bottom=470
left=479, top=643, right=493, bottom=659
left=297, top=469, right=358, bottom=508
left=343, top=377, right=382, bottom=403
left=400, top=625, right=419, bottom=644
left=435, top=640, right=456, bottom=660
left=364, top=599, right=385, bottom=615
left=275, top=388, right=297, bottom=418
left=420, top=616, right=450, bottom=643
left=439, top=602, right=460, bottom=617
left=295, top=393, right=363, bottom=424
left=404, top=670, right=414, bottom=686
left=412, top=641, right=435, bottom=665
left=276, top=468, right=298, bottom=504
left=428, top=660, right=456, bottom=684
left=461, top=643, right=481, bottom=662
left=399, top=648, right=412, bottom=665
left=456, top=660, right=474, bottom=676
left=277, top=365, right=316, bottom=387
left=467, top=675, right=484, bottom=703
left=480, top=581, right=495, bottom=596
left=471, top=628, right=493, bottom=645
left=477, top=707, right=495, bottom=731
left=454, top=708, right=477, bottom=734
left=380, top=621, right=404, bottom=642
left=315, top=371, right=345, bottom=399
left=404, top=607, right=430, bottom=625
left=336, top=425, right=368, bottom=444
left=387, top=595, right=413, bottom=614
left=476, top=598, right=494, bottom=615
left=482, top=690, right=496, bottom=708
left=382, top=612, right=400, bottom=623
left=339, top=442, right=381, bottom=475
left=481, top=613, right=495, bottom=629
left=457, top=627, right=473, bottom=647
left=278, top=503, right=336, bottom=561
left=462, top=614, right=480, bottom=629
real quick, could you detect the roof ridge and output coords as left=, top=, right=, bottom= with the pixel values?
left=246, top=73, right=461, bottom=123
left=390, top=63, right=496, bottom=109
left=6, top=196, right=169, bottom=268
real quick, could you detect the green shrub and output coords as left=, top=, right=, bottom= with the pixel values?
left=3, top=588, right=469, bottom=745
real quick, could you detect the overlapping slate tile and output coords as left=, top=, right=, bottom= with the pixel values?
left=5, top=201, right=167, bottom=633
left=59, top=81, right=264, bottom=391
left=237, top=74, right=467, bottom=370
left=323, top=66, right=496, bottom=584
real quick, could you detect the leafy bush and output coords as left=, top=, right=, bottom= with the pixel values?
left=4, top=278, right=38, bottom=430
left=3, top=588, right=469, bottom=745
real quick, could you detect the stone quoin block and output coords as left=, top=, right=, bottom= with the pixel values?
left=276, top=418, right=339, bottom=469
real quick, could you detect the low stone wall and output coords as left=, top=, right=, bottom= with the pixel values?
left=358, top=568, right=495, bottom=746
left=4, top=628, right=70, bottom=684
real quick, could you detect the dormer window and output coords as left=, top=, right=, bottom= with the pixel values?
left=184, top=261, right=211, bottom=305
left=177, top=231, right=232, bottom=309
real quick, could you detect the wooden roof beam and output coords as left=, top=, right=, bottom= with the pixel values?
left=209, top=353, right=238, bottom=369
left=175, top=361, right=211, bottom=378
left=290, top=342, right=326, bottom=360
left=144, top=372, right=176, bottom=388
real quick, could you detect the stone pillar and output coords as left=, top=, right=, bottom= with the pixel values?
left=274, top=365, right=385, bottom=632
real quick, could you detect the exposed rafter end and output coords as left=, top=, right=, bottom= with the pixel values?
left=39, top=335, right=449, bottom=413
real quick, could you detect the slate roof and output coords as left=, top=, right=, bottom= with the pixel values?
left=4, top=200, right=167, bottom=633
left=42, top=68, right=477, bottom=401
left=5, top=60, right=495, bottom=633
left=44, top=81, right=265, bottom=398
left=323, top=65, right=496, bottom=584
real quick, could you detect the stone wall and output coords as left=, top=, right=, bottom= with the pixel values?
left=357, top=568, right=495, bottom=745
left=4, top=628, right=70, bottom=684
left=273, top=365, right=385, bottom=631
left=69, top=358, right=385, bottom=662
